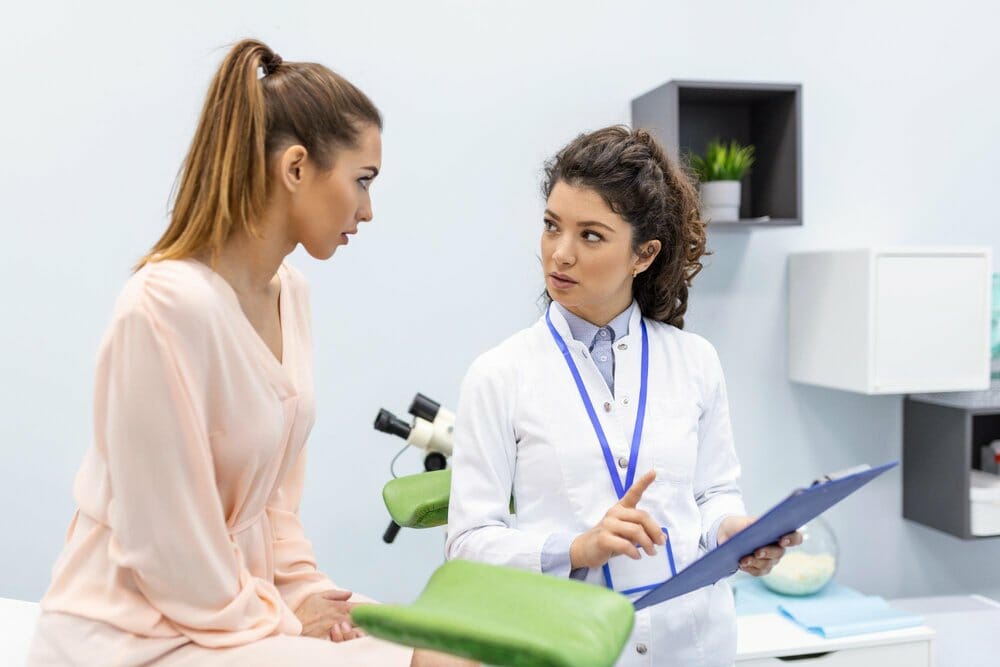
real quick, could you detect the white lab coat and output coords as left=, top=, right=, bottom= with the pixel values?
left=445, top=303, right=746, bottom=667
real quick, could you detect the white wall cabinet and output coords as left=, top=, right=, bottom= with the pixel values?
left=788, top=248, right=992, bottom=394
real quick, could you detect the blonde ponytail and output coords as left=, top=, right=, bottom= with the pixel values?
left=137, top=39, right=381, bottom=270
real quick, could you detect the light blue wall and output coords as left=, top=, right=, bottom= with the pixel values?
left=2, top=0, right=998, bottom=603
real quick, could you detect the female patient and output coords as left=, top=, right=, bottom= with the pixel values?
left=446, top=126, right=800, bottom=666
left=28, top=39, right=469, bottom=667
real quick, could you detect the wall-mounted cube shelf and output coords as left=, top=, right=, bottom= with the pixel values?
left=788, top=248, right=992, bottom=394
left=631, top=80, right=802, bottom=227
left=904, top=391, right=1000, bottom=539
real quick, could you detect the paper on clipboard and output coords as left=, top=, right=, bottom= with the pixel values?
left=632, top=461, right=898, bottom=611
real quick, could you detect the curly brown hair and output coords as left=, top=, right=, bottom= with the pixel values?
left=542, top=125, right=708, bottom=329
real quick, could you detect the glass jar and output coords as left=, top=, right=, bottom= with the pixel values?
left=761, top=516, right=839, bottom=596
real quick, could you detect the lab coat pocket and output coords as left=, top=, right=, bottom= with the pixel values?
left=603, top=527, right=676, bottom=595
left=644, top=405, right=700, bottom=485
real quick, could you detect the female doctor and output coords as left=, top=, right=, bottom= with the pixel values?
left=445, top=126, right=801, bottom=666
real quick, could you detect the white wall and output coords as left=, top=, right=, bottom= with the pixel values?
left=2, top=0, right=999, bottom=604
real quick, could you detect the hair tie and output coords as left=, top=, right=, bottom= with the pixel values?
left=263, top=53, right=283, bottom=76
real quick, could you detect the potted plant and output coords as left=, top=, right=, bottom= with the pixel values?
left=689, top=139, right=755, bottom=223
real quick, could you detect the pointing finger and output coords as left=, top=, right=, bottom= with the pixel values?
left=620, top=470, right=657, bottom=509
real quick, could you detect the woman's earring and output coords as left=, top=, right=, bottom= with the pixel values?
left=632, top=269, right=638, bottom=278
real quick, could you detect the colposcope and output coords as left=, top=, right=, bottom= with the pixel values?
left=374, top=393, right=454, bottom=543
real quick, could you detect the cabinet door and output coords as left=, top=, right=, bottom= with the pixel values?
left=874, top=253, right=990, bottom=392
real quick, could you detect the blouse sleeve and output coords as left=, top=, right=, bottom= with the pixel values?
left=99, top=298, right=301, bottom=647
left=267, top=448, right=337, bottom=612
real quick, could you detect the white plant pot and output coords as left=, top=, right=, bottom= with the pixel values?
left=699, top=180, right=741, bottom=222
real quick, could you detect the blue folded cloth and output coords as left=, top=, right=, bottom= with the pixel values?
left=732, top=576, right=861, bottom=616
left=731, top=576, right=924, bottom=638
left=778, top=596, right=925, bottom=638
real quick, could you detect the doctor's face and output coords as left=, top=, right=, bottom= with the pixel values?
left=542, top=181, right=645, bottom=324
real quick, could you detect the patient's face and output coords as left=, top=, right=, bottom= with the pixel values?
left=541, top=181, right=639, bottom=324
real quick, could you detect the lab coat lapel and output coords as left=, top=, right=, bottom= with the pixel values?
left=538, top=304, right=642, bottom=524
left=607, top=302, right=645, bottom=457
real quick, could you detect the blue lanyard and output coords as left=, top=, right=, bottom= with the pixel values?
left=545, top=305, right=649, bottom=499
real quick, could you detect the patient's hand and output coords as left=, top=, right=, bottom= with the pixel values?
left=717, top=515, right=803, bottom=577
left=295, top=589, right=367, bottom=642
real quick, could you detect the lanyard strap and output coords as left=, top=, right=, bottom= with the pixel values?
left=601, top=526, right=677, bottom=594
left=545, top=305, right=649, bottom=499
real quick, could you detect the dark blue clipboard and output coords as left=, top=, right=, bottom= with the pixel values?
left=633, top=461, right=898, bottom=611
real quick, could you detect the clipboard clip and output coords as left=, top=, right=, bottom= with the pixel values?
left=811, top=464, right=872, bottom=487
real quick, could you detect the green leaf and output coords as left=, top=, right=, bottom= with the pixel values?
left=691, top=138, right=755, bottom=181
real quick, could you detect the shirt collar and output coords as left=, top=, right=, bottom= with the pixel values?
left=551, top=301, right=635, bottom=349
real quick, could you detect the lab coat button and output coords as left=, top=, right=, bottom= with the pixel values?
left=622, top=397, right=630, bottom=406
left=603, top=402, right=612, bottom=412
left=617, top=456, right=628, bottom=469
left=617, top=343, right=627, bottom=350
left=636, top=643, right=648, bottom=655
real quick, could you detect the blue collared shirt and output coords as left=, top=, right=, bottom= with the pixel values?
left=552, top=301, right=634, bottom=396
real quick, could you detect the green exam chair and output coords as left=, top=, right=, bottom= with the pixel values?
left=351, top=470, right=636, bottom=667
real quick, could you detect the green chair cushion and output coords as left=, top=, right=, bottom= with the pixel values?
left=352, top=559, right=635, bottom=667
left=382, top=470, right=515, bottom=529
left=383, top=469, right=452, bottom=528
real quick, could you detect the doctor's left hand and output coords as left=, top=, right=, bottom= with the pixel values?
left=717, top=515, right=803, bottom=577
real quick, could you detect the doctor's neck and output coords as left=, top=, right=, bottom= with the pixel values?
left=558, top=289, right=634, bottom=328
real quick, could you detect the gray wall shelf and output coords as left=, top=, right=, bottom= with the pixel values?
left=903, top=392, right=1000, bottom=539
left=631, top=80, right=802, bottom=228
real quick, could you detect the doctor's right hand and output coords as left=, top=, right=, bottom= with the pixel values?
left=569, top=470, right=666, bottom=569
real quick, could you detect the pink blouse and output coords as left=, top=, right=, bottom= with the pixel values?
left=40, top=258, right=335, bottom=647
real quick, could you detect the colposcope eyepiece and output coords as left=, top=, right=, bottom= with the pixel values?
left=409, top=393, right=441, bottom=422
left=375, top=395, right=454, bottom=457
left=374, top=409, right=411, bottom=440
